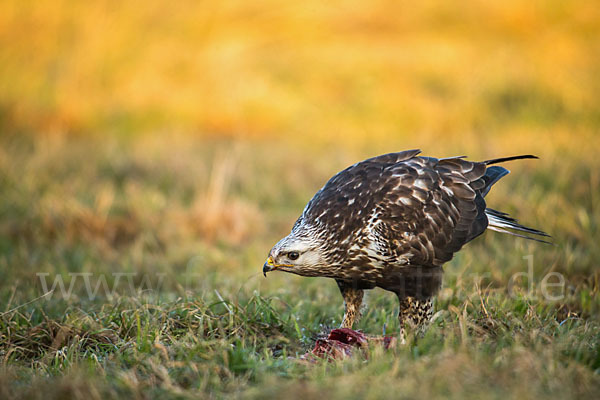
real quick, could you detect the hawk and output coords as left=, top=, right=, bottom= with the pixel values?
left=263, top=150, right=548, bottom=339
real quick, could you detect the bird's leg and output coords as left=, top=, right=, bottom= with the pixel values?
left=397, top=296, right=434, bottom=344
left=336, top=280, right=364, bottom=329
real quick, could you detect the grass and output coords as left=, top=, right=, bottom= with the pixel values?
left=1, top=0, right=599, bottom=398
left=0, top=134, right=598, bottom=399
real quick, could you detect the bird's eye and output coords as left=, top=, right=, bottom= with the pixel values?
left=288, top=251, right=300, bottom=260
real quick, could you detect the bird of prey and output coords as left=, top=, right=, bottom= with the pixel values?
left=263, top=150, right=548, bottom=340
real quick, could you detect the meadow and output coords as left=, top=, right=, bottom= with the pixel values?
left=1, top=1, right=599, bottom=398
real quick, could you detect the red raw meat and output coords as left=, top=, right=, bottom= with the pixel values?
left=301, top=328, right=396, bottom=361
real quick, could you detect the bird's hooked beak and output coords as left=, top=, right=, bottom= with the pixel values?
left=263, top=256, right=275, bottom=277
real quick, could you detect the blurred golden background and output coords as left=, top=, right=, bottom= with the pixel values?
left=1, top=0, right=598, bottom=151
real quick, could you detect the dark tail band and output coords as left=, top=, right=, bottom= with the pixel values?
left=484, top=154, right=538, bottom=165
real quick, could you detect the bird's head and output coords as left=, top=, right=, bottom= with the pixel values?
left=263, top=229, right=325, bottom=277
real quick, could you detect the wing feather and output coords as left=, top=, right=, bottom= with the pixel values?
left=371, top=156, right=489, bottom=266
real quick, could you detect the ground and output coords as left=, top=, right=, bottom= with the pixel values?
left=0, top=135, right=598, bottom=399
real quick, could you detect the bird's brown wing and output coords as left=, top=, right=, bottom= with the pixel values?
left=299, top=149, right=423, bottom=233
left=370, top=155, right=488, bottom=267
left=300, top=150, right=489, bottom=270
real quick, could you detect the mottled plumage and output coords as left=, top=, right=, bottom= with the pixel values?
left=263, top=150, right=548, bottom=339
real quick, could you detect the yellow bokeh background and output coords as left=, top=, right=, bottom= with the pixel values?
left=0, top=0, right=598, bottom=153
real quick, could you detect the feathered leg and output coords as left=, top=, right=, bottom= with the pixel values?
left=397, top=296, right=434, bottom=344
left=337, top=280, right=364, bottom=329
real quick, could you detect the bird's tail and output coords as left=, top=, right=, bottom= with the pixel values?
left=478, top=154, right=550, bottom=244
left=485, top=208, right=551, bottom=244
